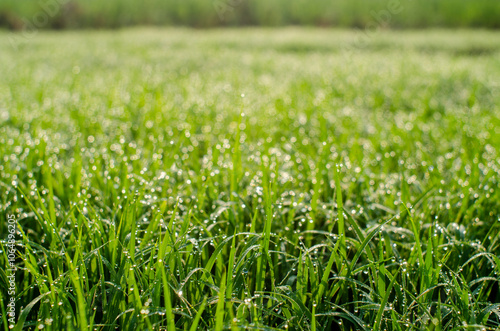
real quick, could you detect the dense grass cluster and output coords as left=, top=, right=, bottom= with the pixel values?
left=1, top=0, right=500, bottom=29
left=1, top=29, right=500, bottom=330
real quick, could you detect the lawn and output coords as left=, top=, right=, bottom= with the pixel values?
left=1, top=28, right=500, bottom=330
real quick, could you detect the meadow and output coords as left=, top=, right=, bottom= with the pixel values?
left=1, top=28, right=500, bottom=330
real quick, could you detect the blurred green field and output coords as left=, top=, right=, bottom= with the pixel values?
left=1, top=0, right=500, bottom=29
left=1, top=28, right=500, bottom=330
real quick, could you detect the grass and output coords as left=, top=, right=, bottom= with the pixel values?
left=1, top=0, right=500, bottom=29
left=0, top=28, right=500, bottom=330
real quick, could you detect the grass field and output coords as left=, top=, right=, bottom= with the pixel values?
left=1, top=28, right=500, bottom=330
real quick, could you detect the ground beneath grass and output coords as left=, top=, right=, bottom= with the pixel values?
left=1, top=28, right=500, bottom=330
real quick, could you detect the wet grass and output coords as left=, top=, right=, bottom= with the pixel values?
left=0, top=28, right=500, bottom=330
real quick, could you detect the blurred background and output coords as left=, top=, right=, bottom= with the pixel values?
left=1, top=0, right=499, bottom=30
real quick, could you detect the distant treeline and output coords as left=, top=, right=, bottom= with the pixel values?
left=1, top=0, right=500, bottom=30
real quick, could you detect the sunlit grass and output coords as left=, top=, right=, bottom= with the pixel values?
left=0, top=28, right=500, bottom=330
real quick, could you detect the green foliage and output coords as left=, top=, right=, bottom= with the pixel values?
left=1, top=28, right=500, bottom=330
left=0, top=0, right=500, bottom=29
